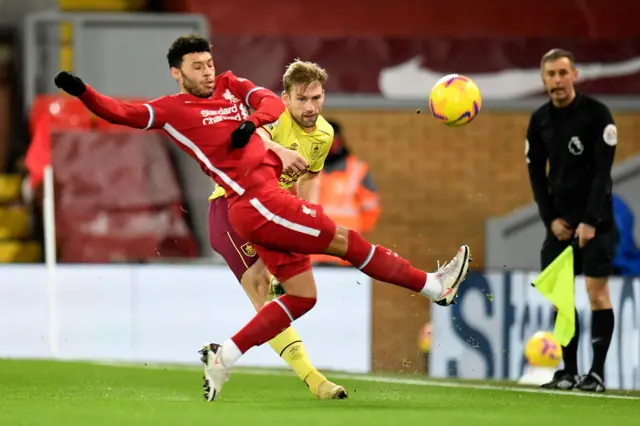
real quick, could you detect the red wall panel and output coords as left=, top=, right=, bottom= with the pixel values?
left=176, top=0, right=640, bottom=38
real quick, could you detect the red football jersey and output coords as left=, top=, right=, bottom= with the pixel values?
left=79, top=71, right=285, bottom=199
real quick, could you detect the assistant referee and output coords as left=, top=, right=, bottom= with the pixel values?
left=525, top=49, right=618, bottom=393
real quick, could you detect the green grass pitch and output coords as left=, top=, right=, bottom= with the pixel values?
left=0, top=359, right=637, bottom=426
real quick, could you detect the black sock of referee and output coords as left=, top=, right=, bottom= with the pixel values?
left=555, top=308, right=580, bottom=375
left=590, top=308, right=614, bottom=379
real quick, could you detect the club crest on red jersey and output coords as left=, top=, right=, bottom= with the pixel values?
left=241, top=243, right=256, bottom=257
left=223, top=89, right=240, bottom=104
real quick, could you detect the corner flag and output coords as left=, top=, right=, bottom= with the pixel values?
left=531, top=245, right=575, bottom=346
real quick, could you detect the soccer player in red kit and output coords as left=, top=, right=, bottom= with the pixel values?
left=54, top=34, right=471, bottom=402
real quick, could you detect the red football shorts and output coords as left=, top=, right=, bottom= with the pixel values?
left=228, top=180, right=337, bottom=282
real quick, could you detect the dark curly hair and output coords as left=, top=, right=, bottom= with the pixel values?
left=166, top=34, right=212, bottom=68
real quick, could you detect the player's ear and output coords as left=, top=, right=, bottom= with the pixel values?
left=281, top=90, right=289, bottom=103
left=170, top=67, right=181, bottom=82
left=574, top=67, right=580, bottom=82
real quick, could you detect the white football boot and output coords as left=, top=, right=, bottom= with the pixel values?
left=434, top=245, right=471, bottom=306
left=199, top=343, right=230, bottom=401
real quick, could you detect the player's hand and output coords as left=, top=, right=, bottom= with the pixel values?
left=276, top=147, right=308, bottom=175
left=231, top=121, right=256, bottom=149
left=574, top=222, right=596, bottom=248
left=54, top=71, right=86, bottom=97
left=551, top=218, right=573, bottom=241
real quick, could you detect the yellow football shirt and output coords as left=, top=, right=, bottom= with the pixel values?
left=209, top=109, right=333, bottom=200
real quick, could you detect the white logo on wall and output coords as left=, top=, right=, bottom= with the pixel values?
left=568, top=136, right=584, bottom=155
left=603, top=124, right=618, bottom=146
left=378, top=56, right=640, bottom=100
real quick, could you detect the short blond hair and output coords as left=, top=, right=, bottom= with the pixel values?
left=282, top=59, right=328, bottom=94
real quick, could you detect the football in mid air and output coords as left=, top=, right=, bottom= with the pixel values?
left=524, top=331, right=562, bottom=368
left=428, top=74, right=482, bottom=127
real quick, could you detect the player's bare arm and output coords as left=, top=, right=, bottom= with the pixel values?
left=296, top=171, right=320, bottom=203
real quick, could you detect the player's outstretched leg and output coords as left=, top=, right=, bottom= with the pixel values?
left=328, top=227, right=470, bottom=307
left=240, top=198, right=470, bottom=307
left=228, top=188, right=471, bottom=307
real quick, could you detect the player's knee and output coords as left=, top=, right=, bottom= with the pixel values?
left=255, top=279, right=268, bottom=302
left=283, top=282, right=317, bottom=299
left=326, top=226, right=349, bottom=257
left=280, top=270, right=317, bottom=299
left=586, top=277, right=612, bottom=310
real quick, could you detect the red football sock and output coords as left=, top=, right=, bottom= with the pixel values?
left=343, top=229, right=428, bottom=293
left=231, top=294, right=316, bottom=354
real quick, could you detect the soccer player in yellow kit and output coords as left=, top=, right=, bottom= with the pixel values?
left=207, top=60, right=346, bottom=400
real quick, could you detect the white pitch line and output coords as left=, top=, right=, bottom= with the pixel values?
left=92, top=362, right=640, bottom=401
left=236, top=368, right=640, bottom=401
left=332, top=373, right=640, bottom=401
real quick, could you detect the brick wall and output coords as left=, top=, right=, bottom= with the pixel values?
left=323, top=108, right=640, bottom=372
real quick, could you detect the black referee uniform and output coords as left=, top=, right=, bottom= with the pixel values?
left=526, top=90, right=618, bottom=391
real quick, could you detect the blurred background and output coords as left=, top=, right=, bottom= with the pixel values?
left=0, top=0, right=639, bottom=390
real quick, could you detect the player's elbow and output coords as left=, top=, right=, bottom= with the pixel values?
left=263, top=96, right=286, bottom=120
left=231, top=121, right=258, bottom=149
left=231, top=137, right=250, bottom=149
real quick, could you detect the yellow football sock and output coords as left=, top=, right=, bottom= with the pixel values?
left=268, top=326, right=327, bottom=394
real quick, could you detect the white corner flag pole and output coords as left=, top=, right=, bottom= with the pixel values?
left=43, top=165, right=59, bottom=359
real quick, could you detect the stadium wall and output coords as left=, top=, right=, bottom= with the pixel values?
left=430, top=272, right=640, bottom=391
left=0, top=265, right=372, bottom=373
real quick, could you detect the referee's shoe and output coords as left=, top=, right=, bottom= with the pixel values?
left=576, top=371, right=606, bottom=393
left=539, top=370, right=579, bottom=390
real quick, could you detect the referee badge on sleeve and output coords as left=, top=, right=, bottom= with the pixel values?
left=603, top=124, right=618, bottom=146
left=265, top=119, right=279, bottom=130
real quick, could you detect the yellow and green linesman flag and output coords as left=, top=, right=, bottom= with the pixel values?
left=531, top=245, right=575, bottom=346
